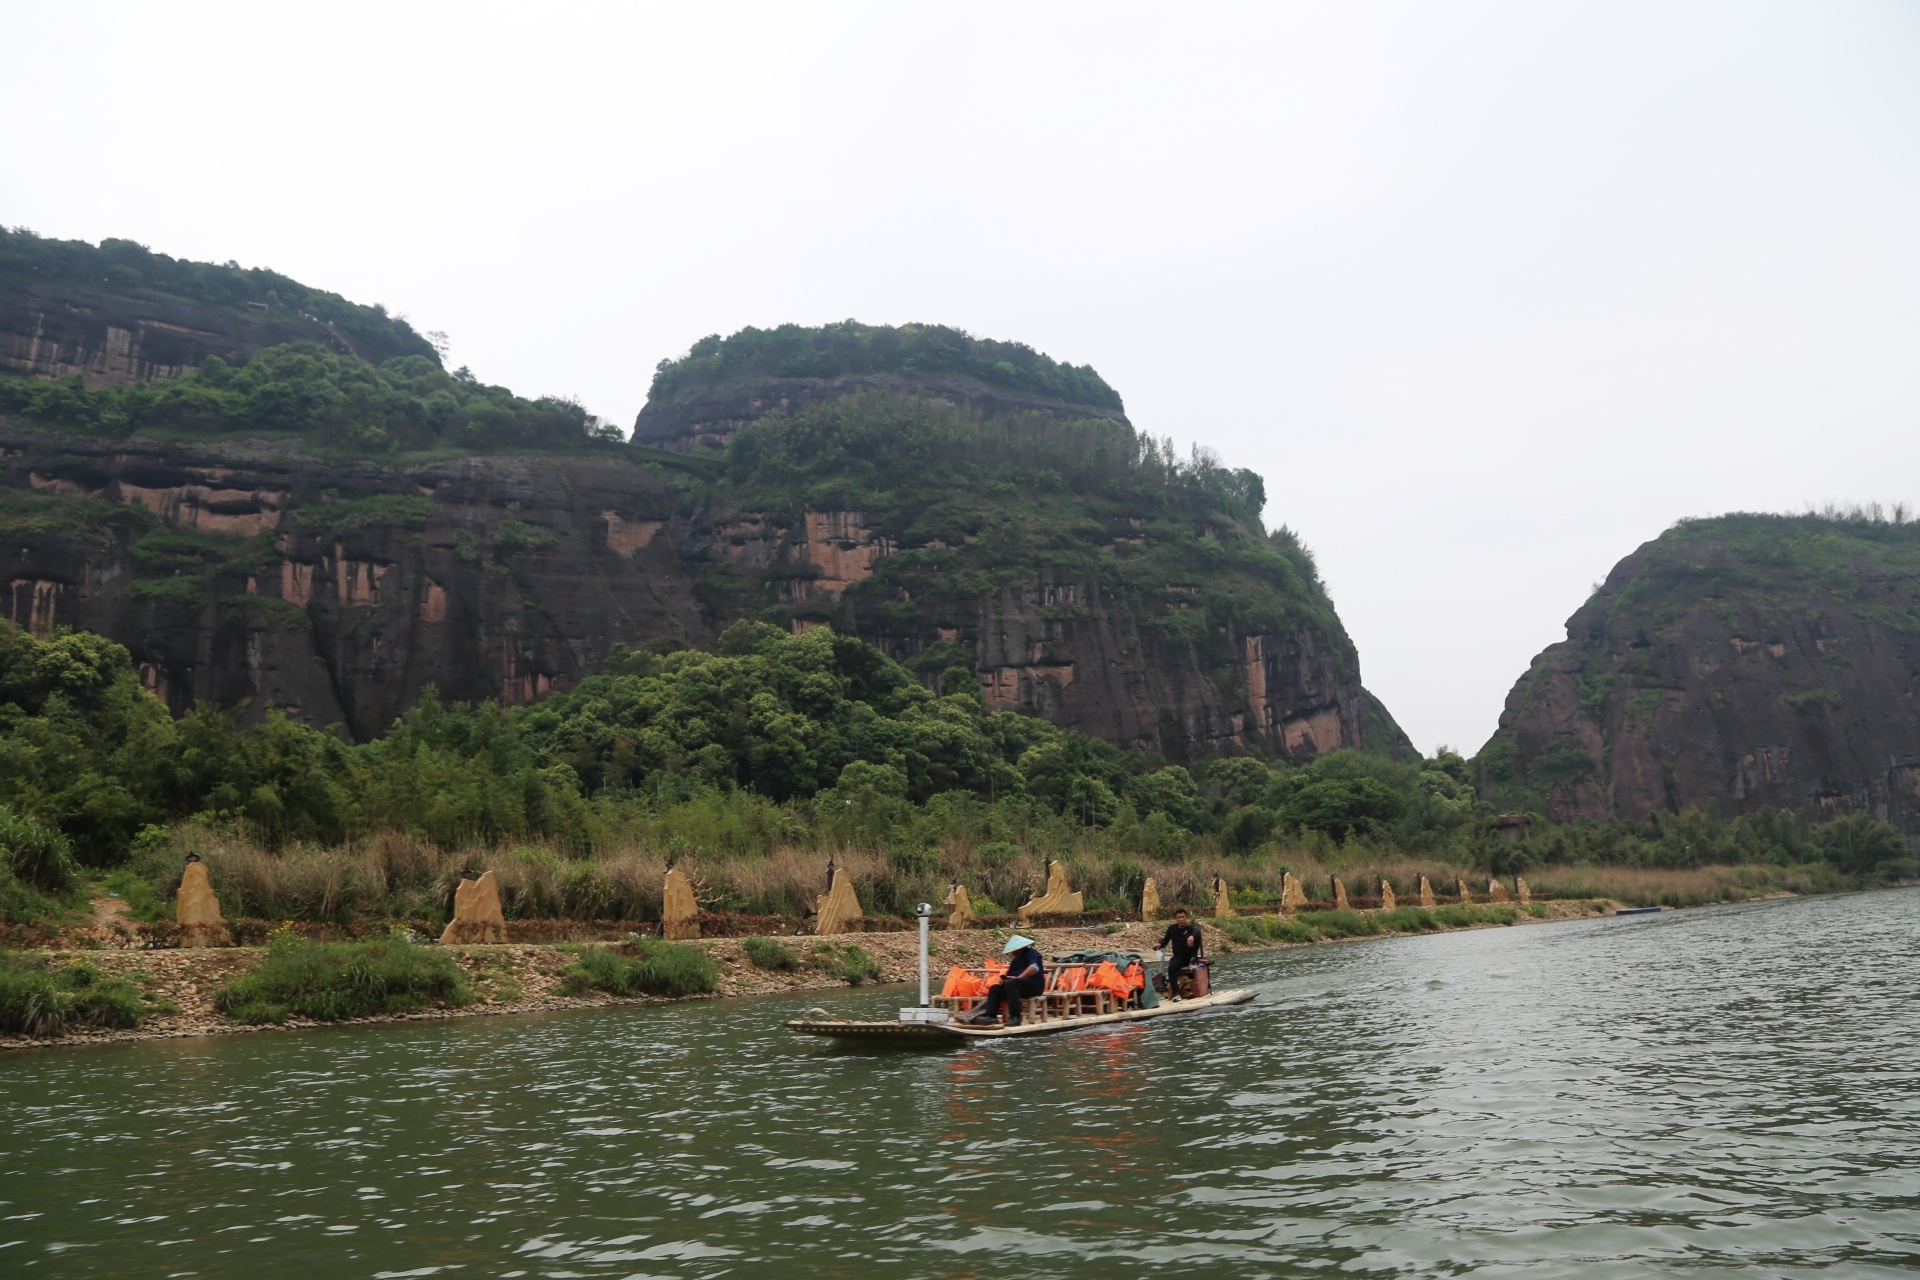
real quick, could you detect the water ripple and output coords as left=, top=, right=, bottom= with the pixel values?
left=1, top=890, right=1916, bottom=1277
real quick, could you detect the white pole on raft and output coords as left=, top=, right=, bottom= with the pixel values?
left=916, top=901, right=932, bottom=1006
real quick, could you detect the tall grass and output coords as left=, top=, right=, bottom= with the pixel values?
left=213, top=933, right=472, bottom=1023
left=139, top=819, right=1849, bottom=928
left=560, top=941, right=718, bottom=998
left=0, top=954, right=150, bottom=1035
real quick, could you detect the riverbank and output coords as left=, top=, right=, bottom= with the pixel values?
left=0, top=897, right=1617, bottom=1051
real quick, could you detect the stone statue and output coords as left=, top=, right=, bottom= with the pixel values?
left=1017, top=860, right=1083, bottom=919
left=662, top=866, right=700, bottom=939
left=440, top=871, right=506, bottom=944
left=814, top=864, right=864, bottom=936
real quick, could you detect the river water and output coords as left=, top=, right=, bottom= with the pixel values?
left=3, top=890, right=1916, bottom=1278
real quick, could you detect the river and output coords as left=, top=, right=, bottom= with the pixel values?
left=3, top=889, right=1916, bottom=1278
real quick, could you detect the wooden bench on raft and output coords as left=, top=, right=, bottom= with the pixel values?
left=934, top=961, right=1143, bottom=1024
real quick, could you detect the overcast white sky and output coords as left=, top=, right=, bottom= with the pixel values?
left=4, top=2, right=1917, bottom=755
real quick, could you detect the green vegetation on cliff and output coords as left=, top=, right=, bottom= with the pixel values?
left=1, top=227, right=439, bottom=368
left=683, top=389, right=1334, bottom=679
left=650, top=321, right=1124, bottom=412
left=0, top=342, right=622, bottom=456
left=1601, top=507, right=1920, bottom=631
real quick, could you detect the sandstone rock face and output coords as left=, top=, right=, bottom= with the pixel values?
left=0, top=426, right=710, bottom=739
left=1138, top=877, right=1160, bottom=922
left=643, top=372, right=1410, bottom=763
left=1380, top=878, right=1396, bottom=910
left=1332, top=877, right=1349, bottom=910
left=1479, top=515, right=1920, bottom=836
left=0, top=280, right=359, bottom=387
left=1418, top=876, right=1435, bottom=907
left=688, top=498, right=1403, bottom=761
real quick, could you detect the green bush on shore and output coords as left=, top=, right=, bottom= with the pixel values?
left=0, top=954, right=152, bottom=1036
left=560, top=940, right=718, bottom=998
left=742, top=936, right=801, bottom=971
left=214, top=933, right=471, bottom=1023
left=809, top=942, right=882, bottom=985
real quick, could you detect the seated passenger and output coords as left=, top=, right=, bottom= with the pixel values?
left=959, top=935, right=1046, bottom=1026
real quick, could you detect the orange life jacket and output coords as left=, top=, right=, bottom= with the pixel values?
left=939, top=966, right=990, bottom=999
left=1087, top=960, right=1133, bottom=997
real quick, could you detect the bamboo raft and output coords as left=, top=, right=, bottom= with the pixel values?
left=786, top=987, right=1257, bottom=1042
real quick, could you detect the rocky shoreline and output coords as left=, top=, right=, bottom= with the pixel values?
left=0, top=903, right=1610, bottom=1052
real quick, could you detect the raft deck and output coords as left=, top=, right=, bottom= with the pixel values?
left=786, top=987, right=1257, bottom=1042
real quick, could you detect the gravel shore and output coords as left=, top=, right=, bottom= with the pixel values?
left=0, top=906, right=1603, bottom=1052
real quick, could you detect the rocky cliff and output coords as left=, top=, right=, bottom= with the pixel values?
left=1, top=424, right=709, bottom=739
left=0, top=278, right=348, bottom=387
left=0, top=283, right=1410, bottom=763
left=636, top=358, right=1411, bottom=762
left=0, top=229, right=439, bottom=384
left=1478, top=513, right=1920, bottom=835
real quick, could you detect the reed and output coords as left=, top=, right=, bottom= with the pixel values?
left=147, top=822, right=1848, bottom=927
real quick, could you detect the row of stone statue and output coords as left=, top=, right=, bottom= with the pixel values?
left=172, top=857, right=1533, bottom=948
left=443, top=862, right=1537, bottom=943
left=1229, top=871, right=1533, bottom=916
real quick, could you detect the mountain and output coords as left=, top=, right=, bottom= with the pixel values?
left=1478, top=511, right=1920, bottom=835
left=0, top=248, right=1409, bottom=761
left=0, top=228, right=439, bottom=384
left=637, top=329, right=1412, bottom=761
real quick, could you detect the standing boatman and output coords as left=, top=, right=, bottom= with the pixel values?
left=961, top=935, right=1046, bottom=1026
left=1157, top=908, right=1204, bottom=1000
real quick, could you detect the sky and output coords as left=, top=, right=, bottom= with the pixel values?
left=3, top=1, right=1917, bottom=755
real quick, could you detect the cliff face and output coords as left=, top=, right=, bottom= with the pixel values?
left=1478, top=514, right=1920, bottom=834
left=0, top=280, right=357, bottom=386
left=1, top=424, right=709, bottom=739
left=681, top=498, right=1401, bottom=760
left=643, top=375, right=1412, bottom=763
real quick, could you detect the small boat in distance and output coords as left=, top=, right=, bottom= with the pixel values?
left=784, top=903, right=1256, bottom=1044
left=1614, top=906, right=1664, bottom=916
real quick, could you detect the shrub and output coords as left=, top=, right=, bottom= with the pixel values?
left=0, top=867, right=64, bottom=925
left=214, top=934, right=472, bottom=1023
left=1526, top=902, right=1550, bottom=918
left=102, top=868, right=168, bottom=922
left=1376, top=906, right=1440, bottom=932
left=0, top=807, right=77, bottom=893
left=1306, top=909, right=1383, bottom=939
left=742, top=936, right=801, bottom=971
left=810, top=942, right=882, bottom=985
left=0, top=954, right=151, bottom=1036
left=1224, top=914, right=1319, bottom=945
left=561, top=940, right=718, bottom=998
left=1430, top=904, right=1517, bottom=928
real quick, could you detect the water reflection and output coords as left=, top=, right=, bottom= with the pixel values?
left=2, top=889, right=1917, bottom=1277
